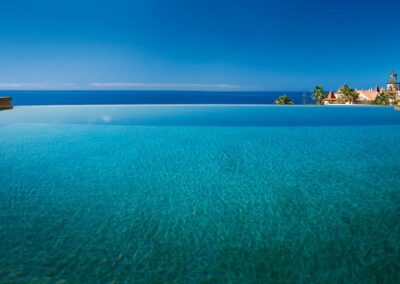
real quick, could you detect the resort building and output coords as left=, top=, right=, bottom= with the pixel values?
left=386, top=71, right=400, bottom=103
left=324, top=84, right=351, bottom=105
left=325, top=72, right=400, bottom=105
left=324, top=91, right=337, bottom=104
left=387, top=71, right=399, bottom=92
left=357, top=86, right=380, bottom=102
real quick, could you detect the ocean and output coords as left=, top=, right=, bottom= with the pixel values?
left=0, top=105, right=400, bottom=282
left=1, top=90, right=312, bottom=105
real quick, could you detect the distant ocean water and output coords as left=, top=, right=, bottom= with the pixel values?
left=1, top=90, right=313, bottom=105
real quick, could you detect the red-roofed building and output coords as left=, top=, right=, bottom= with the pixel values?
left=324, top=72, right=399, bottom=105
left=324, top=91, right=337, bottom=105
left=357, top=88, right=380, bottom=102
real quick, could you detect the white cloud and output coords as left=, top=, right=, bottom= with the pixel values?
left=89, top=82, right=244, bottom=91
left=0, top=83, right=48, bottom=89
left=0, top=83, right=76, bottom=90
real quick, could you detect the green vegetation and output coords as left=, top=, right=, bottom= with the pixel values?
left=337, top=85, right=359, bottom=104
left=374, top=91, right=397, bottom=105
left=274, top=95, right=294, bottom=105
left=375, top=92, right=390, bottom=105
left=311, top=86, right=327, bottom=105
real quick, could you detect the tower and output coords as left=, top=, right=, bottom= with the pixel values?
left=387, top=71, right=399, bottom=91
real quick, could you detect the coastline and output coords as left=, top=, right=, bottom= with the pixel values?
left=9, top=103, right=394, bottom=108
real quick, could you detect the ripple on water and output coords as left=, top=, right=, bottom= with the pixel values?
left=0, top=124, right=399, bottom=283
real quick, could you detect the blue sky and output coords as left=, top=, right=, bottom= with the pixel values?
left=0, top=0, right=399, bottom=91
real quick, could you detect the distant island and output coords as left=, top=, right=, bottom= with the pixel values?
left=275, top=71, right=400, bottom=106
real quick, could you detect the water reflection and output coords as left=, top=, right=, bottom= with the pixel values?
left=0, top=105, right=399, bottom=127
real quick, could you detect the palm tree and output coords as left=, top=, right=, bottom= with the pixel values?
left=338, top=85, right=359, bottom=104
left=311, top=86, right=327, bottom=105
left=375, top=92, right=389, bottom=105
left=274, top=95, right=294, bottom=105
left=375, top=91, right=396, bottom=105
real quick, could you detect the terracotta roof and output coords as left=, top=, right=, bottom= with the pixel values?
left=358, top=90, right=379, bottom=101
left=326, top=91, right=337, bottom=101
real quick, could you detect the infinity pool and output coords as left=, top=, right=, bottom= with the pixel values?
left=1, top=106, right=400, bottom=283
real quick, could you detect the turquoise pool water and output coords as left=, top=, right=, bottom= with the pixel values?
left=1, top=106, right=400, bottom=283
